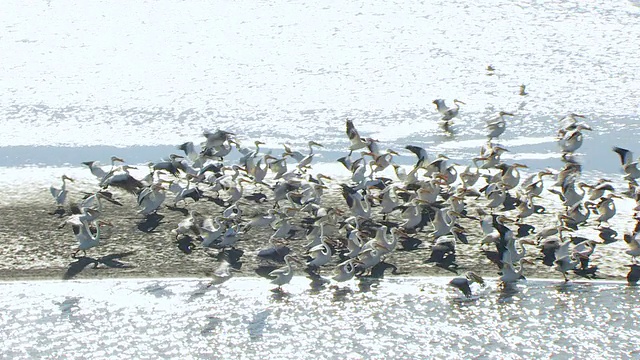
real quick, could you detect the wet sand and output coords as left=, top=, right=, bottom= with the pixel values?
left=0, top=173, right=636, bottom=283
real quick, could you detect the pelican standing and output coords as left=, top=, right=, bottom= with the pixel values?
left=269, top=254, right=299, bottom=291
left=485, top=111, right=514, bottom=140
left=50, top=175, right=74, bottom=208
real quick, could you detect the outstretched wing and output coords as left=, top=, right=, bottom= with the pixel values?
left=613, top=146, right=632, bottom=166
left=405, top=145, right=427, bottom=168
left=346, top=119, right=362, bottom=146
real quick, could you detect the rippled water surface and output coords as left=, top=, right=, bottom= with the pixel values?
left=1, top=278, right=639, bottom=359
left=1, top=0, right=639, bottom=172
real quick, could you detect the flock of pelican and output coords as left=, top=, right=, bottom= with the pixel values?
left=49, top=102, right=640, bottom=297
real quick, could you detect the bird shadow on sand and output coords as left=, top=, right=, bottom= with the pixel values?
left=244, top=192, right=268, bottom=204
left=165, top=205, right=189, bottom=216
left=48, top=208, right=67, bottom=217
left=598, top=227, right=618, bottom=244
left=137, top=213, right=165, bottom=233
left=63, top=251, right=136, bottom=280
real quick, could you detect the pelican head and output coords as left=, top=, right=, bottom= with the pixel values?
left=62, top=175, right=75, bottom=182
left=309, top=141, right=324, bottom=148
left=499, top=111, right=515, bottom=117
left=110, top=156, right=125, bottom=164
left=453, top=99, right=466, bottom=105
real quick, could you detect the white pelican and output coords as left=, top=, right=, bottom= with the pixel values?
left=449, top=271, right=485, bottom=298
left=206, top=261, right=238, bottom=288
left=346, top=119, right=369, bottom=154
left=307, top=237, right=333, bottom=268
left=476, top=145, right=509, bottom=169
left=170, top=175, right=204, bottom=206
left=613, top=147, right=640, bottom=180
left=557, top=113, right=587, bottom=137
left=460, top=164, right=480, bottom=188
left=433, top=99, right=465, bottom=122
left=431, top=209, right=460, bottom=239
left=81, top=161, right=108, bottom=181
left=172, top=210, right=204, bottom=239
left=558, top=126, right=590, bottom=153
left=624, top=232, right=640, bottom=262
left=297, top=144, right=325, bottom=171
left=200, top=217, right=225, bottom=248
left=203, top=129, right=235, bottom=150
left=485, top=183, right=507, bottom=211
left=554, top=240, right=579, bottom=281
left=137, top=183, right=167, bottom=215
left=515, top=193, right=538, bottom=222
left=72, top=220, right=112, bottom=258
left=500, top=259, right=533, bottom=285
left=405, top=145, right=429, bottom=169
left=50, top=175, right=74, bottom=208
left=367, top=149, right=398, bottom=173
left=519, top=84, right=527, bottom=96
left=178, top=141, right=200, bottom=162
left=341, top=184, right=372, bottom=219
left=535, top=214, right=572, bottom=241
left=332, top=259, right=357, bottom=283
left=400, top=200, right=424, bottom=232
left=503, top=237, right=535, bottom=265
left=595, top=193, right=621, bottom=226
left=378, top=185, right=402, bottom=219
left=243, top=209, right=278, bottom=232
left=355, top=245, right=384, bottom=272
left=585, top=179, right=615, bottom=201
left=557, top=181, right=589, bottom=208
left=521, top=169, right=553, bottom=197
left=485, top=111, right=514, bottom=140
left=269, top=254, right=299, bottom=290
left=565, top=202, right=590, bottom=225
left=344, top=227, right=365, bottom=258
left=368, top=226, right=403, bottom=255
left=495, top=163, right=527, bottom=190
left=101, top=164, right=143, bottom=194
left=272, top=217, right=295, bottom=241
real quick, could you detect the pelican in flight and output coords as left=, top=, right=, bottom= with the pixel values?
left=206, top=261, right=238, bottom=288
left=433, top=99, right=465, bottom=122
left=346, top=119, right=368, bottom=154
left=449, top=271, right=485, bottom=298
left=613, top=147, right=640, bottom=180
left=50, top=175, right=74, bottom=208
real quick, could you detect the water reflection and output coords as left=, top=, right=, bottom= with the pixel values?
left=1, top=277, right=640, bottom=358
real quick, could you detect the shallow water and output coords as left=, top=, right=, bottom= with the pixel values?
left=1, top=0, right=639, bottom=173
left=1, top=277, right=639, bottom=359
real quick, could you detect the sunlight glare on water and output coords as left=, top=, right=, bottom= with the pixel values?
left=1, top=278, right=639, bottom=359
